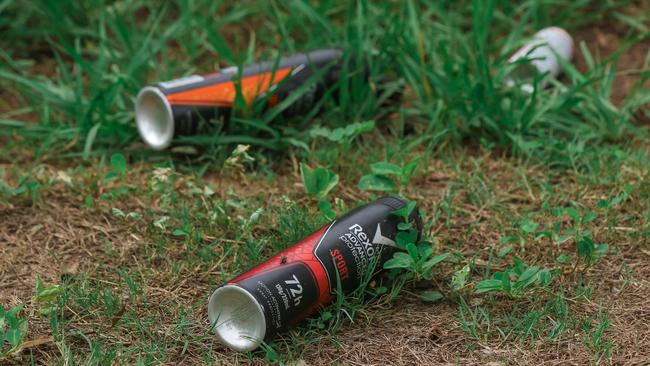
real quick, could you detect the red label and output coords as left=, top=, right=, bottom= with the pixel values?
left=231, top=225, right=333, bottom=313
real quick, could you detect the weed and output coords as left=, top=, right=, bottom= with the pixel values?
left=582, top=306, right=613, bottom=362
left=108, top=153, right=127, bottom=178
left=451, top=264, right=472, bottom=293
left=307, top=120, right=376, bottom=167
left=309, top=120, right=375, bottom=145
left=559, top=206, right=609, bottom=269
left=148, top=167, right=177, bottom=209
left=383, top=201, right=448, bottom=302
left=223, top=144, right=255, bottom=176
left=111, top=207, right=144, bottom=221
left=33, top=277, right=63, bottom=317
left=456, top=296, right=492, bottom=344
left=0, top=175, right=41, bottom=205
left=499, top=216, right=540, bottom=249
left=358, top=156, right=421, bottom=193
left=0, top=305, right=28, bottom=358
left=299, top=163, right=339, bottom=200
left=0, top=166, right=49, bottom=206
left=383, top=229, right=448, bottom=282
left=476, top=258, right=554, bottom=298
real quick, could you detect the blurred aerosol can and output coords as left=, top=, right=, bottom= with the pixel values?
left=135, top=49, right=343, bottom=150
left=207, top=196, right=421, bottom=352
left=506, top=27, right=573, bottom=92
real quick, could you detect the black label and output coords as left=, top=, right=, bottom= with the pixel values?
left=170, top=105, right=228, bottom=137
left=313, top=201, right=402, bottom=293
left=236, top=262, right=319, bottom=335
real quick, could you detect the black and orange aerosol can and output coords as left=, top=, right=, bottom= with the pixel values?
left=135, top=49, right=343, bottom=150
left=207, top=197, right=422, bottom=352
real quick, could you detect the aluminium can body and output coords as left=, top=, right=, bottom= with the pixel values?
left=135, top=49, right=343, bottom=150
left=207, top=196, right=421, bottom=352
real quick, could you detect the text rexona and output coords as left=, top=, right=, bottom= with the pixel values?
left=338, top=223, right=379, bottom=280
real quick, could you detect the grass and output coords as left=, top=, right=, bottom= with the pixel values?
left=1, top=0, right=650, bottom=365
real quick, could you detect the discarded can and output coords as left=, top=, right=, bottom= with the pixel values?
left=506, top=27, right=574, bottom=92
left=136, top=49, right=343, bottom=150
left=207, top=196, right=421, bottom=352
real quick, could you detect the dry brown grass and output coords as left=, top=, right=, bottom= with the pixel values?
left=1, top=145, right=649, bottom=365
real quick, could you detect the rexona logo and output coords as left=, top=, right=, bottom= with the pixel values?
left=370, top=223, right=397, bottom=247
left=342, top=223, right=396, bottom=260
left=349, top=223, right=397, bottom=248
left=314, top=219, right=399, bottom=292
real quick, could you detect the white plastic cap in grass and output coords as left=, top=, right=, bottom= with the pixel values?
left=506, top=26, right=574, bottom=92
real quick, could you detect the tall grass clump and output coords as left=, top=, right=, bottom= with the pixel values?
left=0, top=0, right=647, bottom=167
left=391, top=0, right=649, bottom=170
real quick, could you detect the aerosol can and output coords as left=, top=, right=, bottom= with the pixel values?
left=207, top=196, right=421, bottom=352
left=136, top=49, right=344, bottom=150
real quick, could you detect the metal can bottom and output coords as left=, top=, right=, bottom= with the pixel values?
left=135, top=86, right=175, bottom=150
left=207, top=284, right=267, bottom=352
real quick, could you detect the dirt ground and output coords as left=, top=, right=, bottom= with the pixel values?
left=2, top=148, right=649, bottom=364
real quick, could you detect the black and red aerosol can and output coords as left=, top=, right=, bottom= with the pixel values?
left=135, top=49, right=344, bottom=150
left=207, top=196, right=421, bottom=352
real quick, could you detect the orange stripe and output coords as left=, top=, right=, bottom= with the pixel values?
left=167, top=67, right=292, bottom=107
left=165, top=100, right=232, bottom=107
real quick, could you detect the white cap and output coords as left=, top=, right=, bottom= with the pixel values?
left=507, top=26, right=574, bottom=91
left=207, top=285, right=266, bottom=352
left=135, top=86, right=175, bottom=150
